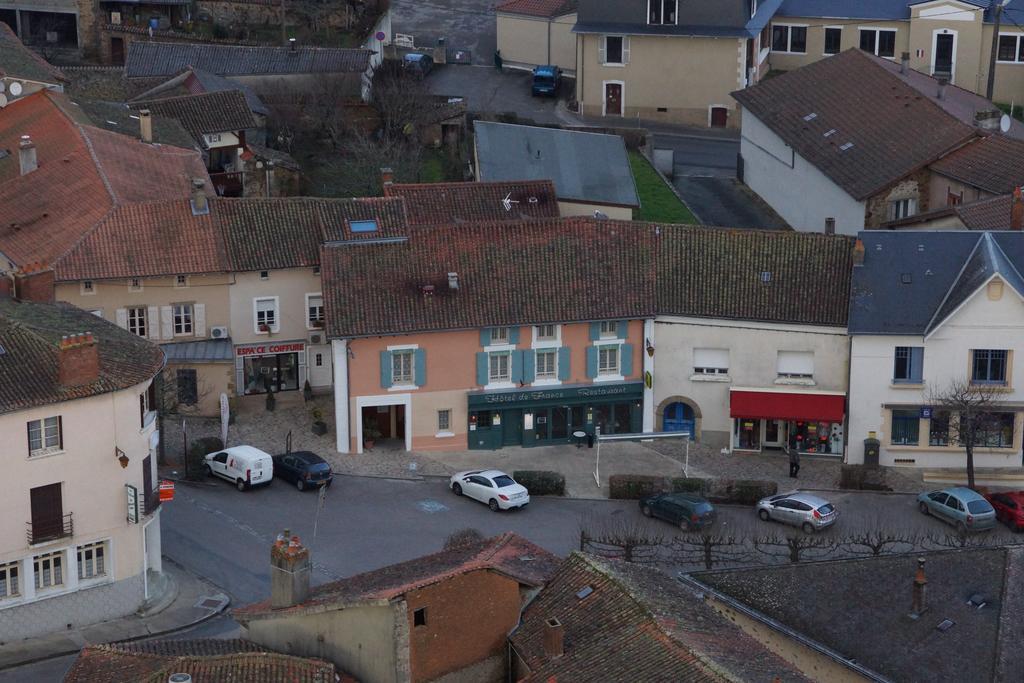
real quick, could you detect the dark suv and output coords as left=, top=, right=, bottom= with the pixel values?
left=640, top=492, right=715, bottom=531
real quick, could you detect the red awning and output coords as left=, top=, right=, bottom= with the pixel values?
left=730, top=390, right=845, bottom=422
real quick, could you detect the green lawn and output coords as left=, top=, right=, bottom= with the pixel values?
left=628, top=151, right=698, bottom=224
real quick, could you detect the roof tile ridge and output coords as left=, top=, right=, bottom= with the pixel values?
left=923, top=233, right=988, bottom=335
left=986, top=232, right=1024, bottom=288
left=75, top=124, right=119, bottom=204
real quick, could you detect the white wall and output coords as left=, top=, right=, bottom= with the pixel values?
left=740, top=107, right=866, bottom=234
left=849, top=279, right=1024, bottom=467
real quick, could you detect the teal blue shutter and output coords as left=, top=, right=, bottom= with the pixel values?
left=512, top=350, right=524, bottom=383
left=523, top=350, right=536, bottom=383
left=617, top=320, right=629, bottom=339
left=620, top=344, right=633, bottom=376
left=910, top=347, right=923, bottom=382
left=479, top=328, right=491, bottom=346
left=380, top=351, right=393, bottom=388
left=414, top=348, right=426, bottom=386
left=476, top=352, right=488, bottom=385
left=586, top=347, right=598, bottom=378
left=509, top=327, right=520, bottom=344
left=558, top=347, right=571, bottom=380
left=589, top=322, right=601, bottom=340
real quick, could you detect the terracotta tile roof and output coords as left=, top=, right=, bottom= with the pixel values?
left=0, top=23, right=66, bottom=85
left=132, top=90, right=258, bottom=141
left=509, top=553, right=811, bottom=682
left=321, top=218, right=659, bottom=338
left=0, top=298, right=164, bottom=414
left=496, top=0, right=578, bottom=17
left=76, top=98, right=197, bottom=150
left=0, top=90, right=209, bottom=268
left=732, top=49, right=976, bottom=200
left=957, top=193, right=1014, bottom=229
left=235, top=532, right=559, bottom=620
left=930, top=134, right=1024, bottom=194
left=63, top=639, right=339, bottom=683
left=125, top=42, right=372, bottom=79
left=384, top=180, right=559, bottom=226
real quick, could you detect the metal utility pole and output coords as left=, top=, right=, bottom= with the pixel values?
left=987, top=0, right=1008, bottom=101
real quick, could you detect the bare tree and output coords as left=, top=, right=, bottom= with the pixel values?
left=579, top=515, right=665, bottom=564
left=927, top=378, right=1005, bottom=490
left=371, top=60, right=432, bottom=139
left=316, top=127, right=424, bottom=196
left=672, top=531, right=752, bottom=571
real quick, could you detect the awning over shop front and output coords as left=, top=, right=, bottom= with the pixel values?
left=729, top=388, right=845, bottom=422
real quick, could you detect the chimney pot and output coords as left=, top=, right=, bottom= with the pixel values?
left=19, top=135, right=37, bottom=175
left=900, top=52, right=910, bottom=74
left=58, top=330, right=99, bottom=387
left=381, top=167, right=394, bottom=187
left=543, top=617, right=564, bottom=658
left=825, top=217, right=836, bottom=235
left=289, top=37, right=297, bottom=52
left=937, top=78, right=948, bottom=100
left=271, top=529, right=310, bottom=608
left=1012, top=187, right=1023, bottom=230
left=190, top=177, right=210, bottom=216
left=852, top=238, right=865, bottom=266
left=447, top=272, right=459, bottom=290
left=139, top=109, right=153, bottom=143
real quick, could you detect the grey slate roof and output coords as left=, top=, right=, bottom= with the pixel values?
left=124, top=42, right=372, bottom=79
left=190, top=69, right=269, bottom=116
left=75, top=98, right=197, bottom=150
left=848, top=231, right=1024, bottom=335
left=0, top=22, right=66, bottom=85
left=575, top=0, right=781, bottom=37
left=693, top=547, right=1024, bottom=683
left=474, top=122, right=639, bottom=208
left=780, top=0, right=1022, bottom=23
left=161, top=339, right=233, bottom=363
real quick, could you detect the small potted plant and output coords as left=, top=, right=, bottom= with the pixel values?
left=311, top=406, right=328, bottom=436
left=259, top=323, right=271, bottom=333
left=363, top=417, right=382, bottom=449
left=303, top=379, right=313, bottom=402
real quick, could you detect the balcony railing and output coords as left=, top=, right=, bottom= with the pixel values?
left=210, top=171, right=244, bottom=197
left=27, top=513, right=73, bottom=545
left=144, top=487, right=162, bottom=516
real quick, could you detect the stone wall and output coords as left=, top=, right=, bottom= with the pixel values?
left=196, top=0, right=283, bottom=27
left=864, top=167, right=931, bottom=228
left=0, top=573, right=144, bottom=642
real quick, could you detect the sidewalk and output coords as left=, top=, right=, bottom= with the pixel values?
left=0, top=558, right=229, bottom=671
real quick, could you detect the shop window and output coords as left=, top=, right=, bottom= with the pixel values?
left=177, top=368, right=198, bottom=405
left=980, top=412, right=1015, bottom=448
left=489, top=352, right=511, bottom=382
left=776, top=351, right=813, bottom=379
left=972, top=349, right=1008, bottom=384
left=437, top=410, right=451, bottom=432
left=490, top=327, right=510, bottom=345
left=536, top=324, right=558, bottom=342
left=598, top=346, right=619, bottom=375
left=693, top=348, right=729, bottom=375
left=28, top=415, right=62, bottom=456
left=648, top=0, right=676, bottom=25
left=929, top=411, right=950, bottom=446
left=536, top=350, right=557, bottom=379
left=392, top=351, right=414, bottom=385
left=77, top=541, right=107, bottom=580
left=254, top=298, right=278, bottom=333
left=860, top=28, right=896, bottom=58
left=307, top=294, right=324, bottom=328
left=127, top=307, right=147, bottom=337
left=893, top=346, right=923, bottom=383
left=33, top=551, right=64, bottom=590
left=0, top=561, right=19, bottom=599
left=891, top=410, right=920, bottom=446
left=824, top=27, right=842, bottom=55
left=735, top=419, right=761, bottom=450
left=772, top=25, right=806, bottom=53
left=173, top=303, right=194, bottom=335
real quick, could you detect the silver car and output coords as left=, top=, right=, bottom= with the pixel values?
left=756, top=491, right=837, bottom=533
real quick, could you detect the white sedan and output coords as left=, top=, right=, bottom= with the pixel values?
left=449, top=469, right=530, bottom=511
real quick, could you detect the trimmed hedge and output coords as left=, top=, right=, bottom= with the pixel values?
left=513, top=470, right=565, bottom=496
left=608, top=474, right=667, bottom=500
left=711, top=479, right=777, bottom=505
left=609, top=474, right=777, bottom=504
left=670, top=477, right=707, bottom=495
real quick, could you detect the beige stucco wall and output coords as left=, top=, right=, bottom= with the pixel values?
left=981, top=24, right=1024, bottom=103
left=243, top=603, right=399, bottom=683
left=557, top=200, right=633, bottom=220
left=0, top=378, right=157, bottom=605
left=576, top=33, right=744, bottom=127
left=164, top=362, right=235, bottom=416
left=909, top=2, right=984, bottom=92
left=229, top=268, right=323, bottom=347
left=768, top=18, right=910, bottom=72
left=928, top=171, right=992, bottom=209
left=496, top=12, right=576, bottom=73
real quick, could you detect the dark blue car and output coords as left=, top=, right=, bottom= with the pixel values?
left=271, top=451, right=333, bottom=492
left=531, top=65, right=561, bottom=96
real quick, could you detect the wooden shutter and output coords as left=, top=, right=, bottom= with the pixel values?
left=194, top=303, right=206, bottom=337
left=620, top=344, right=634, bottom=376
left=160, top=306, right=173, bottom=339
left=511, top=350, right=523, bottom=383
left=139, top=394, right=145, bottom=428
left=479, top=328, right=491, bottom=346
left=57, top=415, right=63, bottom=449
left=476, top=352, right=488, bottom=386
left=30, top=483, right=62, bottom=527
left=589, top=322, right=601, bottom=341
left=143, top=455, right=153, bottom=497
left=558, top=347, right=571, bottom=381
left=522, top=350, right=536, bottom=383
left=380, top=351, right=393, bottom=388
left=509, top=327, right=520, bottom=345
left=147, top=306, right=160, bottom=340
left=599, top=36, right=607, bottom=64
left=116, top=308, right=128, bottom=329
left=586, top=347, right=598, bottom=378
left=616, top=320, right=628, bottom=339
left=622, top=36, right=630, bottom=64
left=910, top=348, right=924, bottom=382
left=414, top=348, right=426, bottom=387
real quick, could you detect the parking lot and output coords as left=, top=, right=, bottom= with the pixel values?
left=391, top=0, right=496, bottom=66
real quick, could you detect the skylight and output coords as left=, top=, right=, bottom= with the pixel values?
left=803, top=112, right=818, bottom=121
left=839, top=142, right=854, bottom=151
left=823, top=129, right=836, bottom=137
left=350, top=219, right=378, bottom=233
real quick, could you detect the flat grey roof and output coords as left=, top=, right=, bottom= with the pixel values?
left=161, top=338, right=233, bottom=363
left=473, top=121, right=640, bottom=209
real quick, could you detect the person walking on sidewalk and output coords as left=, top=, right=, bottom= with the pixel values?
left=494, top=49, right=503, bottom=72
left=788, top=448, right=801, bottom=479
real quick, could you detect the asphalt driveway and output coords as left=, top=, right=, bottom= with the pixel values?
left=391, top=0, right=496, bottom=65
left=425, top=64, right=564, bottom=124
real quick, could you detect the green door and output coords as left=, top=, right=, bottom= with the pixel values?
left=502, top=410, right=522, bottom=446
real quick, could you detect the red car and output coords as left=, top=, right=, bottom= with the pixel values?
left=984, top=491, right=1024, bottom=531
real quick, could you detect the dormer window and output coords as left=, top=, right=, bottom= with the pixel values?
left=649, top=0, right=676, bottom=25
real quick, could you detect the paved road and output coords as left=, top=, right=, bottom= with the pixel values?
left=425, top=65, right=563, bottom=125
left=391, top=0, right=495, bottom=66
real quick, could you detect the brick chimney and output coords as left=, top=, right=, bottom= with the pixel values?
left=190, top=177, right=210, bottom=216
left=1011, top=187, right=1024, bottom=231
left=139, top=109, right=153, bottom=143
left=852, top=238, right=865, bottom=266
left=19, top=135, right=37, bottom=175
left=381, top=167, right=394, bottom=187
left=900, top=52, right=910, bottom=74
left=14, top=263, right=55, bottom=303
left=58, top=333, right=100, bottom=387
left=975, top=109, right=1001, bottom=131
left=543, top=618, right=564, bottom=658
left=289, top=37, right=297, bottom=52
left=270, top=529, right=311, bottom=609
left=911, top=557, right=928, bottom=617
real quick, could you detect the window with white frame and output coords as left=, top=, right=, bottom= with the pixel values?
left=80, top=280, right=95, bottom=296
left=438, top=409, right=451, bottom=432
left=0, top=561, right=18, bottom=599
left=602, top=35, right=627, bottom=65
left=489, top=352, right=511, bottom=382
left=490, top=327, right=510, bottom=345
left=536, top=350, right=557, bottom=379
left=890, top=198, right=917, bottom=221
left=997, top=33, right=1024, bottom=62
left=33, top=551, right=63, bottom=590
left=128, top=278, right=143, bottom=292
left=693, top=348, right=729, bottom=375
left=648, top=0, right=676, bottom=25
left=536, top=324, right=557, bottom=342
left=772, top=24, right=807, bottom=53
left=599, top=321, right=618, bottom=339
left=174, top=274, right=189, bottom=288
left=307, top=294, right=324, bottom=327
left=824, top=27, right=842, bottom=55
left=598, top=346, right=619, bottom=375
left=255, top=298, right=277, bottom=331
left=28, top=416, right=61, bottom=456
left=392, top=350, right=414, bottom=385
left=860, top=28, right=896, bottom=58
left=127, top=306, right=147, bottom=337
left=77, top=541, right=107, bottom=580
left=777, top=350, right=814, bottom=379
left=173, top=303, right=193, bottom=335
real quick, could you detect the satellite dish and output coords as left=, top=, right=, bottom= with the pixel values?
left=1000, top=114, right=1012, bottom=133
left=8, top=81, right=21, bottom=97
left=0, top=94, right=7, bottom=108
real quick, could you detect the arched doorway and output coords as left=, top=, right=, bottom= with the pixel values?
left=663, top=402, right=695, bottom=435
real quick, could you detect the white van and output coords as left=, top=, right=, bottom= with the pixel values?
left=205, top=445, right=274, bottom=491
